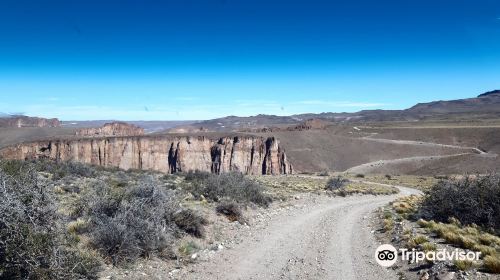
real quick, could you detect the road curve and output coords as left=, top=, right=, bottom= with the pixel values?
left=185, top=186, right=421, bottom=280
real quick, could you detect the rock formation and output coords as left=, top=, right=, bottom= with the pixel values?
left=0, top=115, right=61, bottom=128
left=244, top=118, right=330, bottom=133
left=76, top=122, right=145, bottom=137
left=0, top=135, right=293, bottom=175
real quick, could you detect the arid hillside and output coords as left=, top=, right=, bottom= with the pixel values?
left=264, top=124, right=500, bottom=175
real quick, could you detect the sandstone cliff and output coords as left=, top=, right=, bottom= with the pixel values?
left=0, top=135, right=293, bottom=175
left=0, top=116, right=61, bottom=128
left=76, top=122, right=145, bottom=137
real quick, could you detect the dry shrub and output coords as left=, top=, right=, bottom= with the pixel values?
left=216, top=202, right=244, bottom=222
left=188, top=172, right=272, bottom=207
left=421, top=174, right=500, bottom=233
left=0, top=165, right=100, bottom=279
left=173, top=209, right=207, bottom=238
left=84, top=179, right=182, bottom=265
left=325, top=176, right=348, bottom=191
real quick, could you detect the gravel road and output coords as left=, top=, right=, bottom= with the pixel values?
left=185, top=185, right=421, bottom=280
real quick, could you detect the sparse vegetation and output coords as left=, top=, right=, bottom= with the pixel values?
left=0, top=159, right=211, bottom=277
left=185, top=171, right=272, bottom=207
left=347, top=174, right=438, bottom=192
left=0, top=162, right=101, bottom=279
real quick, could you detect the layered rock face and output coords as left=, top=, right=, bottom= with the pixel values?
left=0, top=116, right=61, bottom=128
left=76, top=122, right=145, bottom=137
left=0, top=135, right=293, bottom=175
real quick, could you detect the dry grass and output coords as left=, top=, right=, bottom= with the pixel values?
left=390, top=195, right=421, bottom=219
left=454, top=260, right=478, bottom=271
left=67, top=218, right=88, bottom=234
left=408, top=235, right=428, bottom=248
left=417, top=218, right=500, bottom=273
left=253, top=175, right=398, bottom=198
left=421, top=242, right=437, bottom=252
left=383, top=218, right=394, bottom=233
left=340, top=181, right=399, bottom=196
left=484, top=255, right=500, bottom=273
left=347, top=174, right=438, bottom=191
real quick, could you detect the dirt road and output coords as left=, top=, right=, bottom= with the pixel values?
left=185, top=186, right=420, bottom=280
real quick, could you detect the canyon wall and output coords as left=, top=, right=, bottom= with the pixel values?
left=0, top=135, right=293, bottom=175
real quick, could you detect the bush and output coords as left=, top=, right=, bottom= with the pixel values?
left=0, top=159, right=96, bottom=181
left=421, top=174, right=500, bottom=232
left=325, top=176, right=349, bottom=191
left=0, top=168, right=100, bottom=279
left=187, top=172, right=272, bottom=207
left=355, top=174, right=365, bottom=178
left=216, top=202, right=243, bottom=222
left=318, top=171, right=329, bottom=177
left=173, top=209, right=207, bottom=238
left=184, top=170, right=211, bottom=182
left=85, top=178, right=182, bottom=265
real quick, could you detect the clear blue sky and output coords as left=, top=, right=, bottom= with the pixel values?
left=1, top=0, right=500, bottom=120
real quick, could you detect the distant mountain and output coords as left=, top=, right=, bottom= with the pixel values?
left=62, top=120, right=196, bottom=133
left=168, top=115, right=300, bottom=132
left=478, top=89, right=500, bottom=97
left=407, top=90, right=500, bottom=114
left=0, top=115, right=61, bottom=128
left=169, top=90, right=500, bottom=132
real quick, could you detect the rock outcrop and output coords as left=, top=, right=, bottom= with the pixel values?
left=0, top=116, right=61, bottom=128
left=0, top=135, right=293, bottom=175
left=76, top=122, right=145, bottom=137
left=243, top=119, right=330, bottom=133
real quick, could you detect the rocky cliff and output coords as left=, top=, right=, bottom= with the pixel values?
left=76, top=122, right=145, bottom=137
left=0, top=135, right=293, bottom=175
left=0, top=116, right=61, bottom=128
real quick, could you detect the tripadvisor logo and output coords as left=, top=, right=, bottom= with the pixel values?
left=375, top=244, right=398, bottom=267
left=375, top=244, right=481, bottom=267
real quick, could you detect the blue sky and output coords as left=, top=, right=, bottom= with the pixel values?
left=1, top=0, right=500, bottom=120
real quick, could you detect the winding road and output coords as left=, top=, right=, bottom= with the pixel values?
left=185, top=185, right=421, bottom=280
